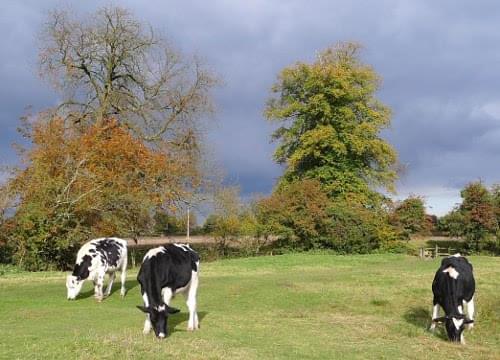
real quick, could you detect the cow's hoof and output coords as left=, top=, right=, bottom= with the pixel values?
left=95, top=297, right=103, bottom=302
left=187, top=326, right=195, bottom=332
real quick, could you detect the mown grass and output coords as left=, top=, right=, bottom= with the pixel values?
left=0, top=254, right=499, bottom=359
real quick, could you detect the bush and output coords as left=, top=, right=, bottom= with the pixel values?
left=325, top=199, right=399, bottom=253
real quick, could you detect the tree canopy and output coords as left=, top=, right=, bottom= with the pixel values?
left=7, top=118, right=186, bottom=269
left=39, top=6, right=218, bottom=142
left=265, top=42, right=398, bottom=201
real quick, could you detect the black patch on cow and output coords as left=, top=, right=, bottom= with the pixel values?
left=93, top=238, right=122, bottom=267
left=72, top=254, right=92, bottom=280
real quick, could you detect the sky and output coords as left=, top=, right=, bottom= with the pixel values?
left=1, top=0, right=500, bottom=216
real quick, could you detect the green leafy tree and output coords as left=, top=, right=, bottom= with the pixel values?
left=437, top=209, right=465, bottom=238
left=328, top=195, right=399, bottom=253
left=255, top=179, right=331, bottom=249
left=265, top=42, right=398, bottom=202
left=390, top=196, right=428, bottom=238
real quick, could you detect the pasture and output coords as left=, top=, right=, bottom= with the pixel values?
left=0, top=254, right=499, bottom=359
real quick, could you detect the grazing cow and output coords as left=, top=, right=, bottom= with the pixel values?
left=137, top=243, right=200, bottom=339
left=66, top=237, right=128, bottom=301
left=430, top=254, right=475, bottom=343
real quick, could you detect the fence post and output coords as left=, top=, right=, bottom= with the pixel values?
left=419, top=247, right=423, bottom=258
left=435, top=243, right=439, bottom=258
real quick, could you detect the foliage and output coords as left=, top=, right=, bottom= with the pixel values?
left=255, top=179, right=331, bottom=249
left=437, top=182, right=500, bottom=254
left=327, top=195, right=399, bottom=253
left=152, top=210, right=197, bottom=236
left=460, top=182, right=498, bottom=251
left=205, top=187, right=243, bottom=254
left=265, top=42, right=398, bottom=201
left=4, top=118, right=187, bottom=270
left=437, top=209, right=465, bottom=238
left=389, top=196, right=429, bottom=238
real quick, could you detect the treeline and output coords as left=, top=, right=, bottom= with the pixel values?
left=0, top=6, right=498, bottom=271
left=437, top=182, right=500, bottom=253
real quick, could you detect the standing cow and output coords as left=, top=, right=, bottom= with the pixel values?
left=66, top=237, right=128, bottom=301
left=137, top=243, right=200, bottom=339
left=430, top=254, right=475, bottom=343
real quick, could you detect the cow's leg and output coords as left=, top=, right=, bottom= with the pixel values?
left=142, top=293, right=152, bottom=334
left=105, top=272, right=115, bottom=297
left=120, top=257, right=127, bottom=297
left=162, top=287, right=173, bottom=306
left=186, top=271, right=199, bottom=331
left=430, top=303, right=440, bottom=331
left=95, top=272, right=105, bottom=301
left=465, top=297, right=475, bottom=329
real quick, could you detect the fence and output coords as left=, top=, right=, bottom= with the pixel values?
left=419, top=244, right=458, bottom=259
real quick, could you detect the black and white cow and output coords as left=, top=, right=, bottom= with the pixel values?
left=137, top=243, right=200, bottom=339
left=430, top=254, right=475, bottom=343
left=66, top=237, right=128, bottom=301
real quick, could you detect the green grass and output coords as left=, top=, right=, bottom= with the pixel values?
left=0, top=254, right=499, bottom=359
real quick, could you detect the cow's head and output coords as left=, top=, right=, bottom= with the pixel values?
left=137, top=304, right=180, bottom=339
left=66, top=275, right=84, bottom=300
left=433, top=315, right=474, bottom=343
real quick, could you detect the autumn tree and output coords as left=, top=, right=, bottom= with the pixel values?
left=5, top=118, right=187, bottom=270
left=265, top=42, right=398, bottom=203
left=460, top=182, right=498, bottom=251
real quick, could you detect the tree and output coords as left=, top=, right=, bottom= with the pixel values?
left=327, top=194, right=398, bottom=253
left=390, top=196, right=428, bottom=238
left=5, top=118, right=186, bottom=270
left=460, top=182, right=498, bottom=251
left=437, top=209, right=465, bottom=238
left=39, top=6, right=217, bottom=142
left=209, top=187, right=243, bottom=254
left=265, top=42, right=398, bottom=202
left=255, top=179, right=331, bottom=249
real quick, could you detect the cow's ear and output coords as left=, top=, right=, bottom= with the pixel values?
left=136, top=305, right=150, bottom=313
left=166, top=305, right=180, bottom=314
left=464, top=319, right=474, bottom=324
left=433, top=317, right=446, bottom=323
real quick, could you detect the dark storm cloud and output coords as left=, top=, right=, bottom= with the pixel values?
left=2, top=1, right=500, bottom=214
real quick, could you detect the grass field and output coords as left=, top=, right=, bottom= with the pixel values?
left=0, top=254, right=499, bottom=359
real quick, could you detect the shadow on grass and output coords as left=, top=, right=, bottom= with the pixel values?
left=77, top=279, right=139, bottom=300
left=169, top=311, right=208, bottom=334
left=404, top=306, right=448, bottom=341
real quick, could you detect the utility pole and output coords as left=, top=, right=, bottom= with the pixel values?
left=186, top=205, right=190, bottom=242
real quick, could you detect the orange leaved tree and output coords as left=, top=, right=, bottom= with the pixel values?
left=6, top=117, right=189, bottom=270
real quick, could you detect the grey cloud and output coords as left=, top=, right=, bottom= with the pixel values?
left=2, top=0, right=500, bottom=215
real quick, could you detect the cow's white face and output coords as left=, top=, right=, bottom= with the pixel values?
left=66, top=275, right=84, bottom=300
